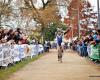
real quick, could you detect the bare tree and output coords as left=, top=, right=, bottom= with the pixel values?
left=0, top=0, right=12, bottom=27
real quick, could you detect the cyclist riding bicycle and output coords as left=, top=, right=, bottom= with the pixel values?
left=56, top=31, right=63, bottom=62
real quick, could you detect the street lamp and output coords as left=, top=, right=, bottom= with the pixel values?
left=77, top=7, right=80, bottom=38
left=70, top=24, right=73, bottom=40
left=97, top=0, right=100, bottom=29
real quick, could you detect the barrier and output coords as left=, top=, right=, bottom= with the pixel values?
left=76, top=44, right=100, bottom=60
left=89, top=44, right=100, bottom=60
left=0, top=44, right=3, bottom=66
left=0, top=43, right=44, bottom=67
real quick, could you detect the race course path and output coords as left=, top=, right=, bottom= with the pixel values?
left=8, top=49, right=100, bottom=80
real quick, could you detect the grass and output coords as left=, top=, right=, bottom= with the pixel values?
left=0, top=54, right=44, bottom=80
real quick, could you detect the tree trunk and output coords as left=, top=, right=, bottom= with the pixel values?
left=41, top=24, right=45, bottom=44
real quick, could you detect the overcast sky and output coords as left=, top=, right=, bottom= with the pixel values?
left=88, top=0, right=100, bottom=12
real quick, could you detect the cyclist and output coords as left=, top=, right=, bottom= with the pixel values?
left=56, top=31, right=63, bottom=62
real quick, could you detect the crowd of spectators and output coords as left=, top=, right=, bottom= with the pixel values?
left=71, top=29, right=100, bottom=57
left=0, top=27, right=29, bottom=44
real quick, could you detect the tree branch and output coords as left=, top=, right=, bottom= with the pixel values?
left=24, top=0, right=31, bottom=8
left=29, top=0, right=36, bottom=10
left=41, top=0, right=45, bottom=9
left=41, top=0, right=53, bottom=9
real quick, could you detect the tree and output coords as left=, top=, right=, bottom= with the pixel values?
left=0, top=0, right=12, bottom=27
left=22, top=0, right=59, bottom=27
left=44, top=22, right=67, bottom=41
left=79, top=1, right=97, bottom=29
left=19, top=0, right=61, bottom=43
left=44, top=22, right=57, bottom=41
left=65, top=0, right=98, bottom=39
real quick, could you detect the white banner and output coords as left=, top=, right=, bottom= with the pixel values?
left=0, top=44, right=44, bottom=67
left=2, top=43, right=13, bottom=67
left=0, top=44, right=3, bottom=66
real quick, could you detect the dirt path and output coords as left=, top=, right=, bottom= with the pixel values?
left=8, top=49, right=100, bottom=80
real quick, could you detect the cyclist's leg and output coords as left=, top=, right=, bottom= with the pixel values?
left=57, top=46, right=60, bottom=61
left=59, top=53, right=62, bottom=62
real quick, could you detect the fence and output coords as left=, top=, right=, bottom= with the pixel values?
left=76, top=44, right=100, bottom=61
left=88, top=44, right=100, bottom=60
left=0, top=43, right=44, bottom=67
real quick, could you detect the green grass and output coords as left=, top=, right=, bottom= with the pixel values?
left=0, top=54, right=44, bottom=80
